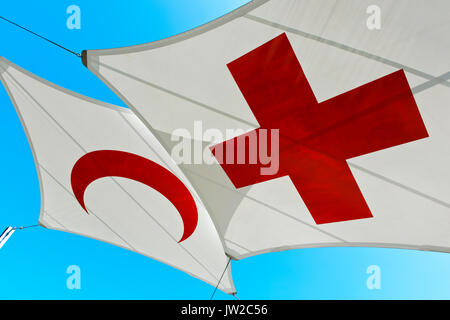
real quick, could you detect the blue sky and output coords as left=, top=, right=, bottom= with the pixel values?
left=0, top=0, right=450, bottom=299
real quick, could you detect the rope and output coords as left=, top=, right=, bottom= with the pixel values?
left=0, top=15, right=81, bottom=57
left=13, top=224, right=41, bottom=231
left=0, top=224, right=40, bottom=250
left=210, top=257, right=232, bottom=300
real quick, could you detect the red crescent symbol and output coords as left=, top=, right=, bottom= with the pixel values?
left=71, top=150, right=198, bottom=242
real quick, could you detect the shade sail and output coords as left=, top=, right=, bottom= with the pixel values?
left=83, top=0, right=450, bottom=259
left=0, top=57, right=235, bottom=293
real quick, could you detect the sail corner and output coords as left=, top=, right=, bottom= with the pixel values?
left=81, top=50, right=88, bottom=68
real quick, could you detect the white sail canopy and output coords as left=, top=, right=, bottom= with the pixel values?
left=0, top=57, right=235, bottom=293
left=83, top=0, right=450, bottom=259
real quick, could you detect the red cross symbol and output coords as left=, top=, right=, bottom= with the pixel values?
left=211, top=33, right=428, bottom=224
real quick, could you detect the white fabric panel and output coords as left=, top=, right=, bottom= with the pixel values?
left=85, top=0, right=450, bottom=258
left=0, top=57, right=234, bottom=294
left=251, top=0, right=450, bottom=76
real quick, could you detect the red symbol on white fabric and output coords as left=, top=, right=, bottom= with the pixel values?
left=71, top=150, right=198, bottom=242
left=211, top=33, right=429, bottom=224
